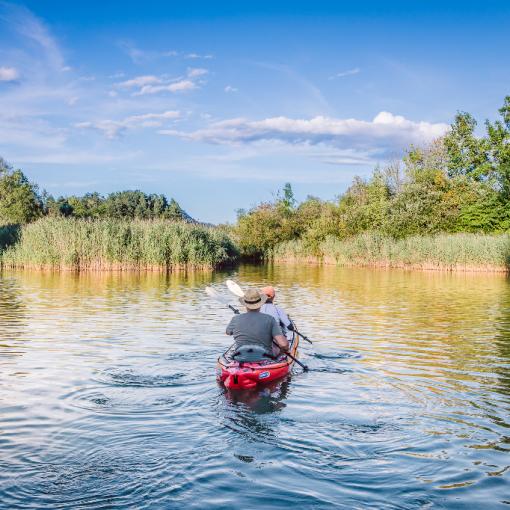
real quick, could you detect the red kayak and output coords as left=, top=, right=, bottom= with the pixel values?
left=217, top=331, right=299, bottom=390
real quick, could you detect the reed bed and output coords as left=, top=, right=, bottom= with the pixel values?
left=272, top=232, right=510, bottom=272
left=0, top=217, right=239, bottom=271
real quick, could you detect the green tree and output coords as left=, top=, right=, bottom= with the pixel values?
left=443, top=112, right=490, bottom=180
left=44, top=195, right=74, bottom=217
left=338, top=171, right=391, bottom=236
left=164, top=198, right=185, bottom=221
left=485, top=95, right=510, bottom=197
left=0, top=165, right=42, bottom=223
left=67, top=192, right=104, bottom=217
left=277, top=182, right=297, bottom=215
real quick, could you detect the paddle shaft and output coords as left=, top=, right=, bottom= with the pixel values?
left=272, top=340, right=308, bottom=372
left=292, top=327, right=313, bottom=344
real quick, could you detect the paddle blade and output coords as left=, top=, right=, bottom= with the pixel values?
left=226, top=279, right=245, bottom=297
left=205, top=286, right=228, bottom=303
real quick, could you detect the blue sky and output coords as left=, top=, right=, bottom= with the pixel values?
left=0, top=1, right=509, bottom=222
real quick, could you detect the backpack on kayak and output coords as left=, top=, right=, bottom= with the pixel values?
left=231, top=344, right=274, bottom=362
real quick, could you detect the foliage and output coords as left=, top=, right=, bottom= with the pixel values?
left=0, top=223, right=20, bottom=251
left=234, top=96, right=510, bottom=259
left=0, top=163, right=43, bottom=224
left=443, top=96, right=510, bottom=195
left=3, top=96, right=510, bottom=270
left=235, top=183, right=301, bottom=258
left=48, top=190, right=188, bottom=221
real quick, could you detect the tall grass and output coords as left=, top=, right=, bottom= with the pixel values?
left=272, top=232, right=510, bottom=271
left=0, top=217, right=239, bottom=270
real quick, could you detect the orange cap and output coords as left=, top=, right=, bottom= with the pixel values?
left=261, top=286, right=275, bottom=299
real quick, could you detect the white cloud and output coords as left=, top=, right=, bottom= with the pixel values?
left=117, top=42, right=147, bottom=63
left=118, top=42, right=180, bottom=63
left=128, top=111, right=181, bottom=123
left=0, top=66, right=19, bottom=81
left=0, top=2, right=65, bottom=71
left=76, top=110, right=181, bottom=138
left=134, top=79, right=196, bottom=96
left=159, top=112, right=449, bottom=156
left=187, top=67, right=208, bottom=78
left=329, top=67, right=361, bottom=79
left=117, top=75, right=161, bottom=88
left=0, top=113, right=67, bottom=150
left=185, top=53, right=213, bottom=59
left=13, top=149, right=142, bottom=165
left=224, top=85, right=238, bottom=93
left=116, top=71, right=203, bottom=96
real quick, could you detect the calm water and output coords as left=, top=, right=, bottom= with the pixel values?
left=0, top=265, right=509, bottom=509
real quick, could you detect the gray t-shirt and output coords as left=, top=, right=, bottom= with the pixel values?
left=226, top=311, right=282, bottom=352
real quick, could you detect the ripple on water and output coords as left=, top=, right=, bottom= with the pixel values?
left=93, top=368, right=188, bottom=388
left=62, top=386, right=179, bottom=415
left=2, top=268, right=510, bottom=509
left=311, top=350, right=361, bottom=360
left=0, top=445, right=199, bottom=510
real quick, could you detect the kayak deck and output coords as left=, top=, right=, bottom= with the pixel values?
left=216, top=331, right=299, bottom=390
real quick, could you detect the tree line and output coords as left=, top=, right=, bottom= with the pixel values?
left=2, top=95, right=510, bottom=259
left=0, top=158, right=188, bottom=223
left=236, top=96, right=510, bottom=257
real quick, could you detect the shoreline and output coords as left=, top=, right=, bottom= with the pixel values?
left=271, top=256, right=509, bottom=273
left=0, top=263, right=217, bottom=272
left=1, top=258, right=508, bottom=273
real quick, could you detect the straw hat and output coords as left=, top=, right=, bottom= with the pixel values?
left=239, top=288, right=267, bottom=310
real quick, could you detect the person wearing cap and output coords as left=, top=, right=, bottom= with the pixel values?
left=226, top=288, right=289, bottom=357
left=260, top=286, right=294, bottom=335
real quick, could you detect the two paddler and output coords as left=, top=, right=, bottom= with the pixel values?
left=226, top=288, right=289, bottom=357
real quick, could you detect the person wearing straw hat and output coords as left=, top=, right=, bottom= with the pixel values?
left=260, top=286, right=293, bottom=335
left=226, top=288, right=289, bottom=357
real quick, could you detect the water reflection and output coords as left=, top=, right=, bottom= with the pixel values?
left=224, top=378, right=291, bottom=414
left=0, top=276, right=27, bottom=362
left=0, top=266, right=509, bottom=508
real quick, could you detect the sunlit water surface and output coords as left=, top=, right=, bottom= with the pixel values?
left=0, top=265, right=509, bottom=509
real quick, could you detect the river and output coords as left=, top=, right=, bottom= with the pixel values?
left=0, top=265, right=509, bottom=509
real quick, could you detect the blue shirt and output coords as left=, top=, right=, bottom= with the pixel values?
left=260, top=303, right=291, bottom=331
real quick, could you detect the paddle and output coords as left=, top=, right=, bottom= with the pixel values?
left=226, top=279, right=313, bottom=344
left=205, top=285, right=309, bottom=372
left=205, top=286, right=240, bottom=314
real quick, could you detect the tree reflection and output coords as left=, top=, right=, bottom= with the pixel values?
left=0, top=274, right=27, bottom=360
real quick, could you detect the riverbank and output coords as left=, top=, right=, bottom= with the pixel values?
left=271, top=233, right=510, bottom=272
left=2, top=219, right=509, bottom=273
left=0, top=217, right=238, bottom=271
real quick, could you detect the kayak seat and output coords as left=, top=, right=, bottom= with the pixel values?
left=231, top=344, right=273, bottom=363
